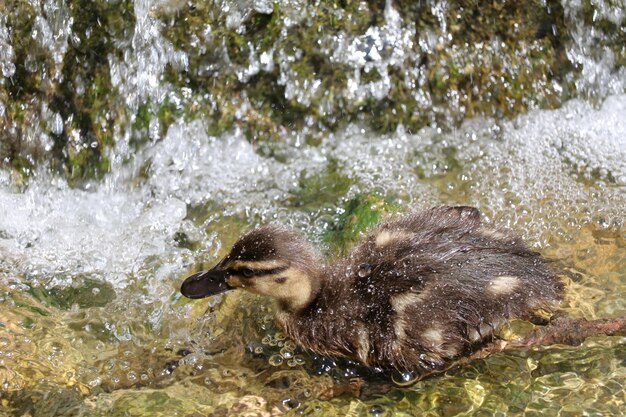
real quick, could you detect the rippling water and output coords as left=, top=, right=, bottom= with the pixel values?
left=1, top=0, right=625, bottom=415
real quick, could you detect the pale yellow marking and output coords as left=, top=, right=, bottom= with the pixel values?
left=355, top=323, right=370, bottom=365
left=246, top=267, right=313, bottom=312
left=487, top=276, right=520, bottom=295
left=421, top=326, right=458, bottom=358
left=226, top=275, right=243, bottom=288
left=375, top=230, right=414, bottom=247
left=275, top=310, right=291, bottom=328
left=390, top=291, right=427, bottom=352
left=226, top=259, right=287, bottom=270
left=391, top=290, right=429, bottom=313
left=479, top=226, right=509, bottom=240
left=393, top=317, right=408, bottom=342
left=423, top=328, right=444, bottom=346
left=467, top=321, right=499, bottom=342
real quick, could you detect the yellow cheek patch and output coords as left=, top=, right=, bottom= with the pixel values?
left=226, top=276, right=243, bottom=288
left=231, top=267, right=313, bottom=312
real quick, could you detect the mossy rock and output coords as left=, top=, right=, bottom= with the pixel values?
left=1, top=0, right=135, bottom=184
left=3, top=0, right=624, bottom=183
left=155, top=0, right=580, bottom=140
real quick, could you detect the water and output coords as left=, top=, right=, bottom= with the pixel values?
left=1, top=0, right=625, bottom=415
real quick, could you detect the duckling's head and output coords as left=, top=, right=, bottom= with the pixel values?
left=181, top=225, right=322, bottom=312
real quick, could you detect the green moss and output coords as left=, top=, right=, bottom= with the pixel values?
left=286, top=158, right=353, bottom=210
left=323, top=192, right=400, bottom=255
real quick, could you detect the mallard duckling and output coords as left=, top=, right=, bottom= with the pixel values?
left=181, top=206, right=563, bottom=374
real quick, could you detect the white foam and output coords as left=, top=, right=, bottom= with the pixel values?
left=1, top=96, right=625, bottom=298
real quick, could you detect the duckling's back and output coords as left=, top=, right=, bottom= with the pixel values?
left=281, top=206, right=563, bottom=373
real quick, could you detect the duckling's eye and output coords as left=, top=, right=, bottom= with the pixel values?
left=240, top=268, right=254, bottom=278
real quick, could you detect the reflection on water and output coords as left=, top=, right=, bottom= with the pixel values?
left=1, top=95, right=625, bottom=415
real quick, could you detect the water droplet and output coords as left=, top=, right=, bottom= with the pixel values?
left=370, top=405, right=384, bottom=416
left=391, top=370, right=419, bottom=386
left=358, top=263, right=373, bottom=278
left=268, top=354, right=284, bottom=366
left=88, top=377, right=102, bottom=387
left=51, top=113, right=63, bottom=135
left=280, top=347, right=294, bottom=359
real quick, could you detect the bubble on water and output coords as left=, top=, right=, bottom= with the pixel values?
left=268, top=354, right=284, bottom=366
left=88, top=377, right=102, bottom=388
left=391, top=370, right=419, bottom=387
left=280, top=347, right=294, bottom=359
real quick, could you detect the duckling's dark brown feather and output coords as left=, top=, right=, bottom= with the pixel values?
left=276, top=206, right=563, bottom=373
left=182, top=206, right=563, bottom=374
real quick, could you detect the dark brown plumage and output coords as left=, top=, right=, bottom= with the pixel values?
left=181, top=206, right=563, bottom=374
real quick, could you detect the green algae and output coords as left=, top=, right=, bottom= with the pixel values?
left=286, top=158, right=352, bottom=210
left=156, top=0, right=577, bottom=141
left=323, top=192, right=400, bottom=255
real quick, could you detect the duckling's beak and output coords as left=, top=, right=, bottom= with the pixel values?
left=180, top=265, right=233, bottom=299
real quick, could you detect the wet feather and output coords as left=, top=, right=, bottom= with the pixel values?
left=181, top=206, right=563, bottom=374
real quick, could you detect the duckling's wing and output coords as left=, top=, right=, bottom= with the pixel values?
left=398, top=206, right=482, bottom=237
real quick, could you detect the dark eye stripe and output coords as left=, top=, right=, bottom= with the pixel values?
left=230, top=265, right=289, bottom=278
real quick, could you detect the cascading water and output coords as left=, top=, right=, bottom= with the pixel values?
left=0, top=0, right=625, bottom=415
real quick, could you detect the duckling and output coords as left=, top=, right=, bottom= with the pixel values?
left=181, top=206, right=563, bottom=374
